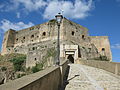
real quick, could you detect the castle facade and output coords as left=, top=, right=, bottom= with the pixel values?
left=1, top=17, right=112, bottom=67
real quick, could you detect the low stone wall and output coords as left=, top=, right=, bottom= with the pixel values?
left=78, top=59, right=120, bottom=76
left=0, top=60, right=68, bottom=90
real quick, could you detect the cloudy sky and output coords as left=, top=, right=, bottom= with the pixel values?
left=0, top=0, right=120, bottom=62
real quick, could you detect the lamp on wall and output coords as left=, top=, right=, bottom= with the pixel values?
left=55, top=13, right=63, bottom=65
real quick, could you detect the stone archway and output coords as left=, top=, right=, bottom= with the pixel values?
left=67, top=55, right=74, bottom=63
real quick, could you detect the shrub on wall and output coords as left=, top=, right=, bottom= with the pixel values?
left=31, top=63, right=43, bottom=73
left=1, top=66, right=7, bottom=71
left=10, top=55, right=26, bottom=71
left=94, top=55, right=109, bottom=61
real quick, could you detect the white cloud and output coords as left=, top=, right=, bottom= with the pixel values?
left=111, top=44, right=120, bottom=49
left=0, top=0, right=94, bottom=19
left=1, top=0, right=47, bottom=12
left=0, top=19, right=34, bottom=31
left=43, top=0, right=94, bottom=19
left=14, top=0, right=47, bottom=11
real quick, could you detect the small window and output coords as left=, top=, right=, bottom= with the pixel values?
left=23, top=37, right=25, bottom=39
left=102, top=48, right=105, bottom=51
left=15, top=49, right=17, bottom=52
left=16, top=38, right=18, bottom=42
left=82, top=35, right=85, bottom=39
left=42, top=32, right=46, bottom=36
left=32, top=47, right=35, bottom=50
left=72, top=31, right=75, bottom=36
left=31, top=35, right=34, bottom=38
left=8, top=48, right=10, bottom=51
left=34, top=58, right=37, bottom=61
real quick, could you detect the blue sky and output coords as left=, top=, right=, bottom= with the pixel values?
left=0, top=0, right=120, bottom=62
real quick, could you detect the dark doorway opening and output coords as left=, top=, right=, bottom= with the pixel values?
left=67, top=55, right=74, bottom=63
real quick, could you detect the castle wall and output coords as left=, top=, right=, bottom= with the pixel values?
left=1, top=29, right=16, bottom=55
left=62, top=18, right=89, bottom=45
left=1, top=18, right=112, bottom=67
left=90, top=36, right=112, bottom=60
left=26, top=40, right=57, bottom=68
left=13, top=20, right=62, bottom=55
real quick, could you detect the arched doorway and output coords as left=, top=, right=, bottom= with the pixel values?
left=67, top=55, right=74, bottom=63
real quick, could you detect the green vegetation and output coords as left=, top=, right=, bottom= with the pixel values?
left=17, top=73, right=26, bottom=78
left=0, top=53, right=26, bottom=61
left=1, top=66, right=7, bottom=71
left=10, top=54, right=26, bottom=71
left=99, top=55, right=109, bottom=61
left=39, top=47, right=57, bottom=69
left=0, top=55, right=4, bottom=61
left=49, top=19, right=56, bottom=23
left=94, top=55, right=109, bottom=61
left=53, top=41, right=56, bottom=44
left=69, top=21, right=73, bottom=25
left=31, top=63, right=43, bottom=73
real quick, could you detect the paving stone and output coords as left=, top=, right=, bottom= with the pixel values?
left=64, top=64, right=120, bottom=90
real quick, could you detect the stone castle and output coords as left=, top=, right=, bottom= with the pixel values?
left=1, top=17, right=112, bottom=67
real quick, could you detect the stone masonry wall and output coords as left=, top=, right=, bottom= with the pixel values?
left=90, top=36, right=112, bottom=60
left=1, top=18, right=112, bottom=66
left=1, top=29, right=16, bottom=55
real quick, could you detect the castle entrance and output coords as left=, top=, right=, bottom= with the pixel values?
left=67, top=55, right=74, bottom=63
left=65, top=51, right=75, bottom=63
left=60, top=45, right=79, bottom=63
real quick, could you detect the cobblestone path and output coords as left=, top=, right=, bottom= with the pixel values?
left=64, top=64, right=120, bottom=90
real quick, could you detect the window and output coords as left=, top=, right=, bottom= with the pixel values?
left=23, top=37, right=25, bottom=39
left=8, top=48, right=11, bottom=51
left=102, top=48, right=105, bottom=51
left=82, top=35, right=85, bottom=39
left=42, top=32, right=46, bottom=36
left=32, top=47, right=35, bottom=50
left=34, top=58, right=37, bottom=61
left=31, top=35, right=34, bottom=38
left=72, top=31, right=75, bottom=36
left=14, top=48, right=17, bottom=52
left=16, top=38, right=18, bottom=42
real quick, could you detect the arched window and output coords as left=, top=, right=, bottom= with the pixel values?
left=42, top=32, right=46, bottom=36
left=72, top=31, right=75, bottom=36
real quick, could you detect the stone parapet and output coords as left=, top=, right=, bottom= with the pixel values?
left=78, top=59, right=120, bottom=76
left=0, top=60, right=68, bottom=90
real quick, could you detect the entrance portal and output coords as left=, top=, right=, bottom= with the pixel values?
left=67, top=55, right=74, bottom=63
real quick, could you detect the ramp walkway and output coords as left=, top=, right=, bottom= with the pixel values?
left=64, top=64, right=120, bottom=90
